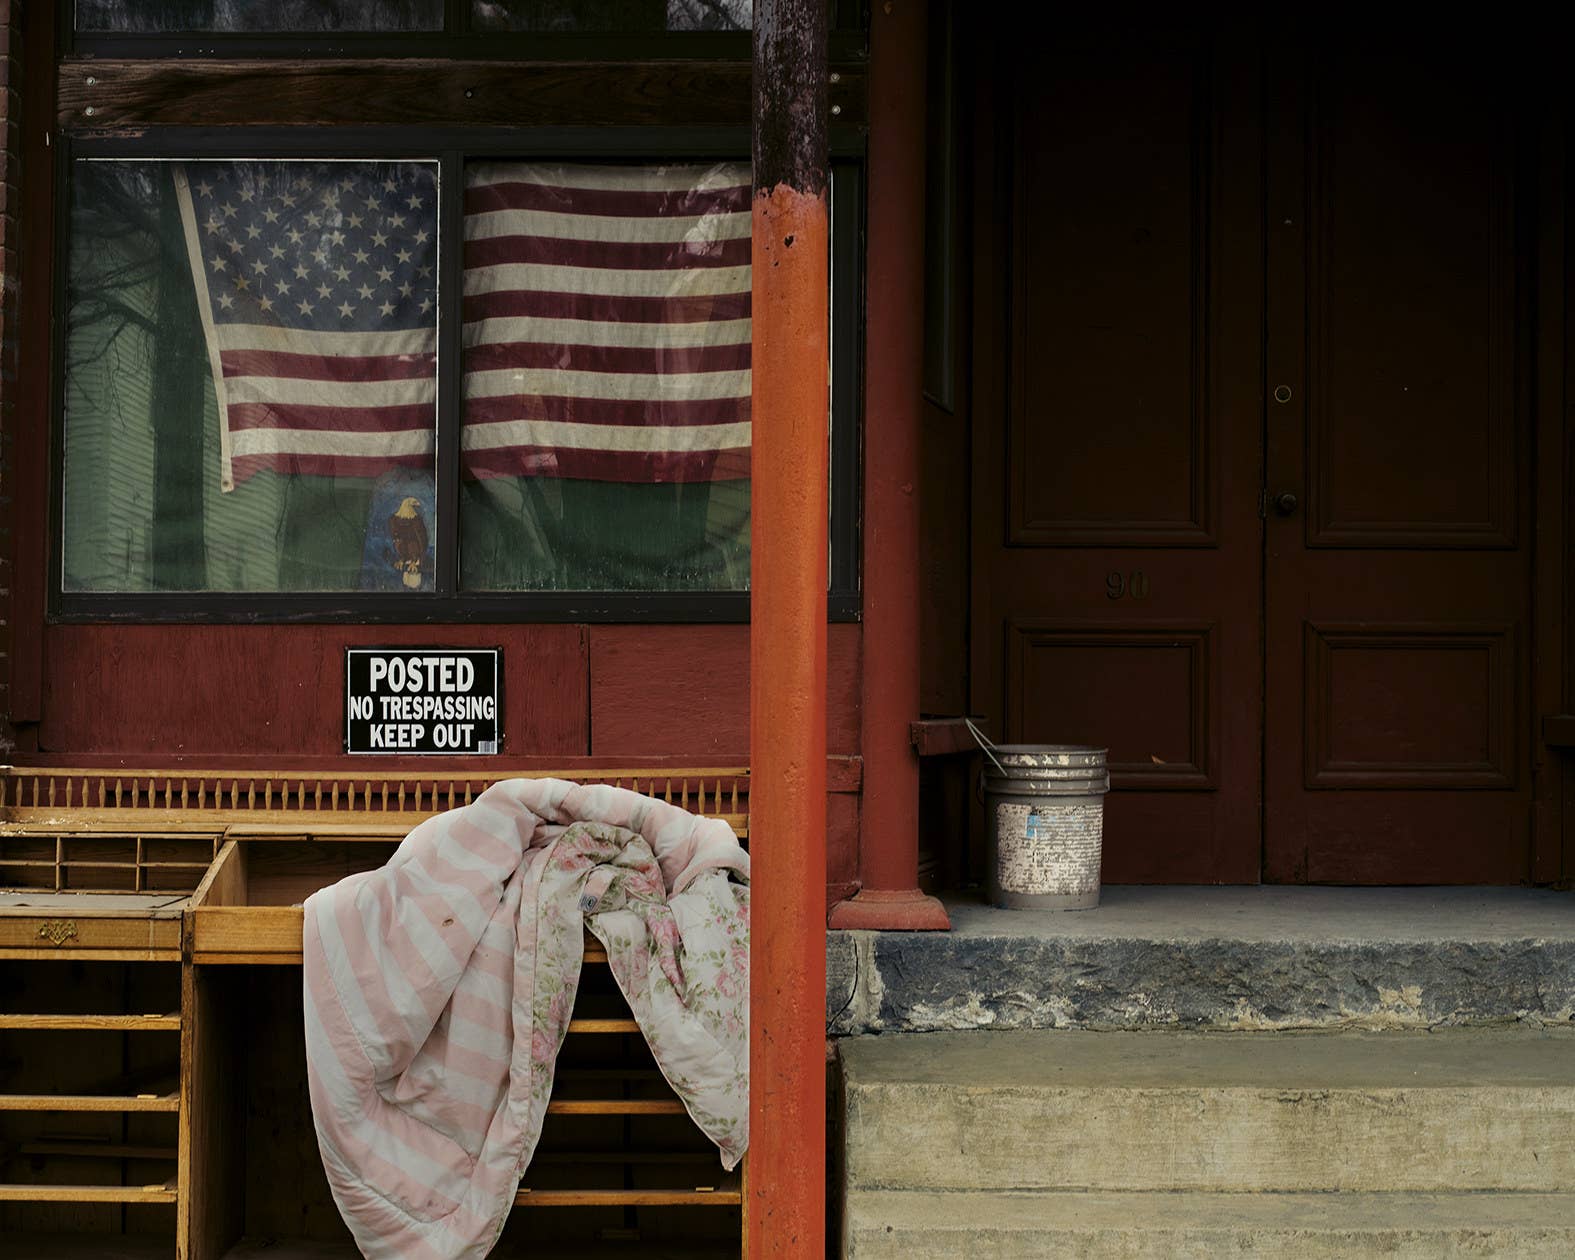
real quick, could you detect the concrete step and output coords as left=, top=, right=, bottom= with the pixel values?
left=840, top=1029, right=1575, bottom=1193
left=845, top=1190, right=1575, bottom=1258
left=828, top=889, right=1575, bottom=1035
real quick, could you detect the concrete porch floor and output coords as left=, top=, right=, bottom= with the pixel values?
left=827, top=886, right=1575, bottom=1035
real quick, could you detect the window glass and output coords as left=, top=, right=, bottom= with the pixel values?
left=471, top=0, right=750, bottom=32
left=74, top=1, right=443, bottom=31
left=459, top=161, right=751, bottom=591
left=62, top=159, right=440, bottom=593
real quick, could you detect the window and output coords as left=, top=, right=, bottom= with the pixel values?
left=458, top=160, right=752, bottom=593
left=50, top=13, right=865, bottom=620
left=64, top=158, right=441, bottom=595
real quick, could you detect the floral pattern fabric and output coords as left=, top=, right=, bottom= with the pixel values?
left=302, top=778, right=750, bottom=1259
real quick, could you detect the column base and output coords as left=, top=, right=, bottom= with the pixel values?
left=827, top=887, right=951, bottom=931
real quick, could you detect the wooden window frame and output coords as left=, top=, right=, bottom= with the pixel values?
left=38, top=17, right=868, bottom=624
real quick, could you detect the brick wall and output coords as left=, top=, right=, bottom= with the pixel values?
left=0, top=1, right=20, bottom=752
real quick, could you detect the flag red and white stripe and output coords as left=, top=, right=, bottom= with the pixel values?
left=461, top=162, right=753, bottom=483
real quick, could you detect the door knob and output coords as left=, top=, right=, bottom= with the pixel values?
left=1274, top=492, right=1299, bottom=516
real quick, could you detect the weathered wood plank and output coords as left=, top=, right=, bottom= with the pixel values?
left=0, top=1092, right=180, bottom=1112
left=0, top=916, right=182, bottom=952
left=190, top=905, right=301, bottom=957
left=545, top=1098, right=685, bottom=1115
left=566, top=1018, right=640, bottom=1034
left=909, top=717, right=986, bottom=758
left=514, top=1186, right=740, bottom=1206
left=58, top=58, right=866, bottom=131
left=0, top=1181, right=179, bottom=1204
left=182, top=962, right=247, bottom=1259
left=0, top=947, right=177, bottom=962
left=0, top=1013, right=179, bottom=1031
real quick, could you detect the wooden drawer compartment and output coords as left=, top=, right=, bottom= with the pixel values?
left=0, top=895, right=185, bottom=958
left=187, top=833, right=400, bottom=964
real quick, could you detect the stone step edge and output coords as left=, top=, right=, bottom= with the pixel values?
left=845, top=1193, right=1575, bottom=1258
left=827, top=930, right=1575, bottom=1034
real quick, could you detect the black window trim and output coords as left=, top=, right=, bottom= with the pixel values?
left=48, top=126, right=865, bottom=624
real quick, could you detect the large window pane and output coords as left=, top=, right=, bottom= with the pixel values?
left=75, top=1, right=443, bottom=31
left=459, top=161, right=751, bottom=591
left=471, top=1, right=750, bottom=32
left=63, top=159, right=440, bottom=593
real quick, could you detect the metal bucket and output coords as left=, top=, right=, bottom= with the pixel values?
left=983, top=746, right=1109, bottom=910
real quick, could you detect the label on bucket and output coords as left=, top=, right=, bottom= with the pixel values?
left=995, top=800, right=1103, bottom=897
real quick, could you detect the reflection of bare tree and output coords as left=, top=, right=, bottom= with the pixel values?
left=473, top=0, right=749, bottom=31
left=667, top=0, right=751, bottom=30
left=68, top=168, right=165, bottom=367
left=69, top=163, right=209, bottom=588
left=76, top=0, right=439, bottom=33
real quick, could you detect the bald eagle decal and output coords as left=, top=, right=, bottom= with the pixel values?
left=389, top=496, right=429, bottom=589
left=360, top=471, right=435, bottom=593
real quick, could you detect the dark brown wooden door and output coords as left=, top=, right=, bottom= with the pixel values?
left=1261, top=36, right=1534, bottom=883
left=971, top=20, right=1543, bottom=884
left=969, top=20, right=1266, bottom=883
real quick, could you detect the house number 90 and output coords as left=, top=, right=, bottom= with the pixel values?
left=1106, top=570, right=1150, bottom=600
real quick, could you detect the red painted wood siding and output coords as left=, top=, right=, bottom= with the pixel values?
left=34, top=622, right=863, bottom=900
left=40, top=624, right=589, bottom=758
left=587, top=624, right=861, bottom=757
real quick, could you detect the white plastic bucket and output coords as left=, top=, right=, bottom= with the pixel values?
left=982, top=745, right=1109, bottom=910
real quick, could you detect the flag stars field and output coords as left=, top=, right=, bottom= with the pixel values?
left=174, top=159, right=440, bottom=488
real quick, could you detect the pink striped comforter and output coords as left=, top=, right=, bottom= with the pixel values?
left=302, top=778, right=750, bottom=1258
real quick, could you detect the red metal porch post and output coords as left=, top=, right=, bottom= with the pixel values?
left=750, top=0, right=829, bottom=1252
left=827, top=0, right=950, bottom=932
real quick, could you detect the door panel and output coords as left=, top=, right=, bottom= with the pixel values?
left=971, top=19, right=1264, bottom=884
left=1262, top=38, right=1533, bottom=883
left=1007, top=36, right=1211, bottom=547
left=1007, top=622, right=1215, bottom=790
left=1305, top=53, right=1517, bottom=549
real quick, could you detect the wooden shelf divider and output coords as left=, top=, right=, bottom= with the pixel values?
left=544, top=1099, right=686, bottom=1116
left=531, top=1149, right=718, bottom=1165
left=565, top=1018, right=640, bottom=1034
left=0, top=1091, right=180, bottom=1112
left=514, top=1186, right=741, bottom=1207
left=0, top=1012, right=180, bottom=1031
left=0, top=1179, right=178, bottom=1204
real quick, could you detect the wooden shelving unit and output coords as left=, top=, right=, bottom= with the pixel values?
left=0, top=955, right=183, bottom=1252
left=2, top=770, right=748, bottom=1258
